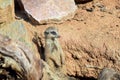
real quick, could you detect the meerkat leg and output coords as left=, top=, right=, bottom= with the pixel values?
left=49, top=56, right=61, bottom=67
left=46, top=58, right=55, bottom=70
left=45, top=54, right=61, bottom=68
left=55, top=41, right=65, bottom=65
left=60, top=51, right=65, bottom=65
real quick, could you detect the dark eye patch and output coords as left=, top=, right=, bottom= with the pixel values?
left=44, top=32, right=49, bottom=34
left=51, top=31, right=57, bottom=35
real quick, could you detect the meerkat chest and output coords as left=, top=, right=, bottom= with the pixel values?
left=45, top=40, right=61, bottom=55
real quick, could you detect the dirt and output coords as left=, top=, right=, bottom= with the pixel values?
left=16, top=0, right=120, bottom=79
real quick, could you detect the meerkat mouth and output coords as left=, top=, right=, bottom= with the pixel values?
left=56, top=35, right=60, bottom=38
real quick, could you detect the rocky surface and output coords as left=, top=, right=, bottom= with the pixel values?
left=0, top=0, right=43, bottom=80
left=0, top=34, right=42, bottom=80
left=0, top=0, right=14, bottom=24
left=98, top=68, right=120, bottom=80
left=34, top=0, right=120, bottom=79
left=0, top=20, right=33, bottom=49
left=0, top=0, right=120, bottom=80
left=15, top=0, right=77, bottom=24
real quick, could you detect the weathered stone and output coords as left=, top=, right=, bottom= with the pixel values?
left=0, top=19, right=42, bottom=62
left=0, top=0, right=14, bottom=24
left=98, top=68, right=120, bottom=80
left=16, top=0, right=77, bottom=24
left=0, top=34, right=42, bottom=80
left=0, top=20, right=32, bottom=48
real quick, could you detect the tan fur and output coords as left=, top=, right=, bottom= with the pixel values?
left=44, top=27, right=65, bottom=70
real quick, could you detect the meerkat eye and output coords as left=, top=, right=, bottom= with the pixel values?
left=51, top=31, right=57, bottom=35
left=44, top=32, right=49, bottom=35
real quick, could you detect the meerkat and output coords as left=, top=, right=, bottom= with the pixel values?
left=98, top=68, right=120, bottom=80
left=44, top=27, right=65, bottom=69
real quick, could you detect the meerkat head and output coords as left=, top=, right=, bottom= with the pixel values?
left=44, top=27, right=60, bottom=39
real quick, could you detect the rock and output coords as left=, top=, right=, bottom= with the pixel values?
left=98, top=68, right=120, bottom=80
left=0, top=20, right=43, bottom=79
left=16, top=0, right=77, bottom=24
left=0, top=0, right=14, bottom=24
left=0, top=34, right=42, bottom=80
left=0, top=20, right=32, bottom=48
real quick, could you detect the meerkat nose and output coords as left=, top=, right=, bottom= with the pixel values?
left=56, top=35, right=61, bottom=38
